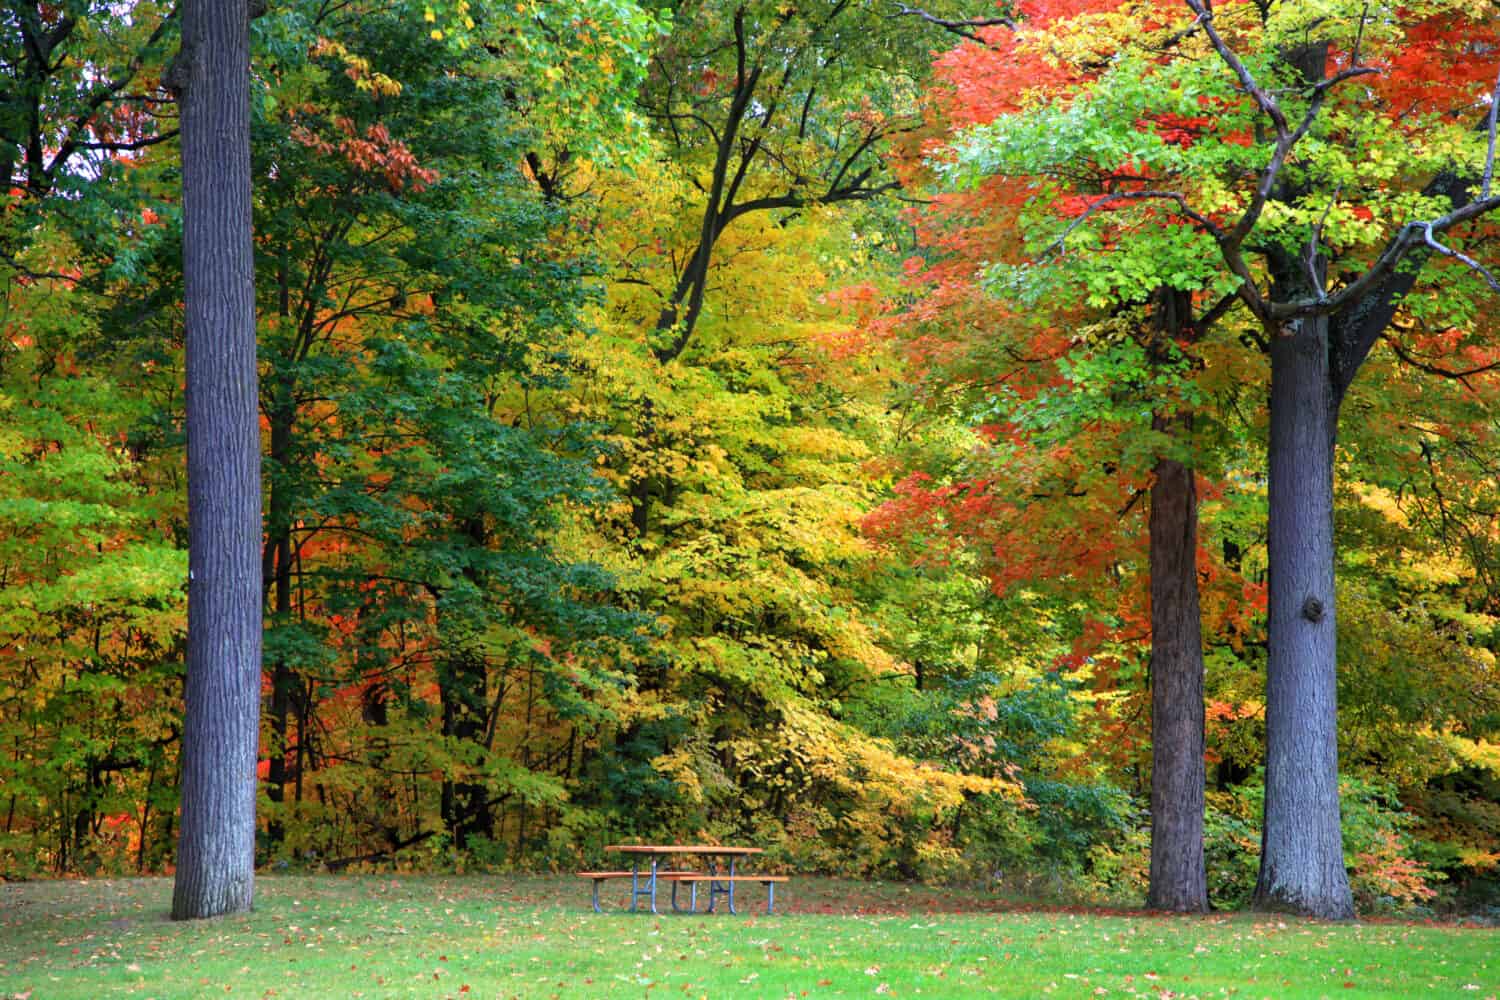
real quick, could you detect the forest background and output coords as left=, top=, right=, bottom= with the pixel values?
left=2, top=0, right=1499, bottom=917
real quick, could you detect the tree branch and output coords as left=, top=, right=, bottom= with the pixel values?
left=889, top=3, right=1015, bottom=44
left=1383, top=332, right=1500, bottom=387
left=1417, top=220, right=1500, bottom=293
left=1044, top=189, right=1227, bottom=255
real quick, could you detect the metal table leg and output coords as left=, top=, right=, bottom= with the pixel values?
left=705, top=856, right=738, bottom=914
left=629, top=858, right=660, bottom=914
left=670, top=879, right=698, bottom=913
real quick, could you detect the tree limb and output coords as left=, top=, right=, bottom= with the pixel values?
left=889, top=3, right=1015, bottom=44
left=1044, top=189, right=1228, bottom=255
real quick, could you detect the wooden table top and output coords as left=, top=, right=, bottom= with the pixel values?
left=604, top=844, right=764, bottom=855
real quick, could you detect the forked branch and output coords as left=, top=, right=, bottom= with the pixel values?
left=1183, top=0, right=1378, bottom=258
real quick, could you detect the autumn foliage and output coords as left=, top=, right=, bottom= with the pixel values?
left=1, top=0, right=1498, bottom=915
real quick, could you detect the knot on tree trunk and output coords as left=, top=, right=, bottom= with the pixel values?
left=1301, top=596, right=1325, bottom=623
left=162, top=46, right=192, bottom=97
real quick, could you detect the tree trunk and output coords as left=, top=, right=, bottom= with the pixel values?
left=171, top=0, right=262, bottom=921
left=1253, top=315, right=1353, bottom=920
left=1144, top=288, right=1209, bottom=912
left=437, top=518, right=495, bottom=851
left=1146, top=436, right=1209, bottom=912
left=439, top=651, right=492, bottom=850
left=263, top=384, right=295, bottom=850
left=438, top=641, right=495, bottom=851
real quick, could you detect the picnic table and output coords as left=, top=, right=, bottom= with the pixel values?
left=577, top=844, right=788, bottom=914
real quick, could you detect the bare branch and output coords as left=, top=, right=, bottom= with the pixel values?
left=1419, top=220, right=1500, bottom=293
left=0, top=249, right=79, bottom=283
left=1350, top=1, right=1370, bottom=66
left=1195, top=290, right=1241, bottom=331
left=734, top=5, right=748, bottom=89
left=75, top=129, right=179, bottom=152
left=1309, top=64, right=1380, bottom=97
left=1270, top=190, right=1500, bottom=322
left=889, top=3, right=1015, bottom=44
left=1183, top=0, right=1379, bottom=262
left=1146, top=16, right=1208, bottom=54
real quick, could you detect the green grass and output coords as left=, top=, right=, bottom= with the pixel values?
left=0, top=875, right=1495, bottom=998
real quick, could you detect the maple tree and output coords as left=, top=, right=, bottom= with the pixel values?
left=866, top=0, right=1237, bottom=910
left=235, top=0, right=660, bottom=857
left=932, top=0, right=1500, bottom=916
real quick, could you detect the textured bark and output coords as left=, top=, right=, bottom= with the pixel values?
left=1146, top=437, right=1209, bottom=912
left=1143, top=287, right=1209, bottom=912
left=171, top=0, right=262, bottom=921
left=1253, top=315, right=1353, bottom=920
left=1247, top=41, right=1354, bottom=919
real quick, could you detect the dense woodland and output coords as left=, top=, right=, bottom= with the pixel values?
left=2, top=0, right=1499, bottom=919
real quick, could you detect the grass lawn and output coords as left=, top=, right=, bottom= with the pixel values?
left=0, top=875, right=1494, bottom=999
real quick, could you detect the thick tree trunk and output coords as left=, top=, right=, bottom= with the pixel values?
left=1253, top=315, right=1353, bottom=920
left=1145, top=288, right=1209, bottom=912
left=171, top=0, right=262, bottom=921
left=1146, top=438, right=1209, bottom=912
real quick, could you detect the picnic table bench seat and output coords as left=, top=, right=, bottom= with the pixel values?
left=575, top=870, right=704, bottom=880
